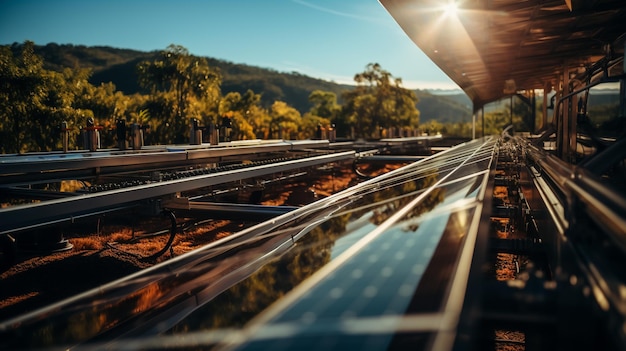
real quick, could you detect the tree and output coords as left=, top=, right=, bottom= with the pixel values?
left=484, top=110, right=513, bottom=135
left=340, top=63, right=419, bottom=139
left=74, top=81, right=132, bottom=148
left=0, top=41, right=100, bottom=153
left=0, top=42, right=45, bottom=153
left=30, top=67, right=94, bottom=151
left=300, top=113, right=331, bottom=139
left=423, top=119, right=443, bottom=135
left=141, top=91, right=177, bottom=145
left=303, top=90, right=339, bottom=139
left=511, top=95, right=535, bottom=132
left=137, top=44, right=221, bottom=144
left=308, top=90, right=340, bottom=121
left=269, top=101, right=301, bottom=140
left=237, top=90, right=272, bottom=139
left=218, top=91, right=257, bottom=140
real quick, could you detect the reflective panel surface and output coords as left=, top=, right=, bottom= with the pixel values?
left=0, top=137, right=497, bottom=351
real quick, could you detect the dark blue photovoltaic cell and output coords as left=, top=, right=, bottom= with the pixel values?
left=276, top=212, right=451, bottom=320
left=234, top=207, right=478, bottom=351
left=267, top=206, right=478, bottom=322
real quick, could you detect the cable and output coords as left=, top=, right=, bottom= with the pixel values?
left=142, top=210, right=177, bottom=262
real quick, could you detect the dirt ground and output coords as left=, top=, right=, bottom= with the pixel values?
left=0, top=162, right=381, bottom=322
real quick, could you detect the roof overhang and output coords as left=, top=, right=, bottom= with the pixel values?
left=380, top=0, right=626, bottom=110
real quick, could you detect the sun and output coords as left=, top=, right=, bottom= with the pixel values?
left=443, top=1, right=459, bottom=17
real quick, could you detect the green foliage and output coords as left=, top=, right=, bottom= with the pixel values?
left=415, top=90, right=471, bottom=123
left=141, top=91, right=177, bottom=145
left=135, top=108, right=151, bottom=124
left=307, top=90, right=341, bottom=120
left=235, top=91, right=273, bottom=140
left=218, top=91, right=260, bottom=140
left=300, top=113, right=331, bottom=139
left=34, top=43, right=152, bottom=73
left=218, top=66, right=350, bottom=113
left=0, top=42, right=96, bottom=152
left=27, top=43, right=472, bottom=120
left=304, top=90, right=339, bottom=138
left=423, top=98, right=530, bottom=138
left=341, top=63, right=419, bottom=139
left=2, top=42, right=478, bottom=152
left=137, top=44, right=222, bottom=144
left=422, top=120, right=444, bottom=135
left=269, top=101, right=302, bottom=140
left=30, top=43, right=353, bottom=112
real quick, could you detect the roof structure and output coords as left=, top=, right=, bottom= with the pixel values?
left=380, top=0, right=626, bottom=110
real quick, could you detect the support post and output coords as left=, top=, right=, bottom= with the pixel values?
left=131, top=123, right=144, bottom=150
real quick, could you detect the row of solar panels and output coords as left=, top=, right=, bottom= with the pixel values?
left=0, top=137, right=499, bottom=350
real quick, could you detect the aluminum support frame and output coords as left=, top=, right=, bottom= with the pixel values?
left=0, top=151, right=355, bottom=235
left=0, top=140, right=331, bottom=184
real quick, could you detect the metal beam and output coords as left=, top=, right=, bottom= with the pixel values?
left=356, top=155, right=427, bottom=162
left=164, top=199, right=298, bottom=221
left=0, top=151, right=355, bottom=235
left=0, top=140, right=331, bottom=181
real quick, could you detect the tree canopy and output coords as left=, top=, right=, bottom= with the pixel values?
left=137, top=44, right=222, bottom=144
left=0, top=42, right=133, bottom=153
left=340, top=63, right=419, bottom=139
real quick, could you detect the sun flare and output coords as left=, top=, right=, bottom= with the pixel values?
left=443, top=1, right=459, bottom=17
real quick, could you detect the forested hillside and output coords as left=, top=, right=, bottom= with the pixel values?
left=31, top=43, right=471, bottom=120
left=1, top=42, right=478, bottom=153
left=30, top=43, right=348, bottom=113
left=415, top=90, right=472, bottom=123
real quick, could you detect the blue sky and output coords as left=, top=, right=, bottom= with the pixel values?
left=0, top=0, right=459, bottom=90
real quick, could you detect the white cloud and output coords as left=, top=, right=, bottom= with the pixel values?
left=291, top=0, right=381, bottom=22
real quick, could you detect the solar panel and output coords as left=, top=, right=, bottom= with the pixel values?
left=0, top=137, right=498, bottom=351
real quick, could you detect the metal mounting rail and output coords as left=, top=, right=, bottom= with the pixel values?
left=378, top=134, right=442, bottom=144
left=163, top=199, right=299, bottom=221
left=349, top=135, right=443, bottom=152
left=523, top=138, right=626, bottom=253
left=0, top=150, right=355, bottom=235
left=518, top=136, right=626, bottom=349
left=356, top=155, right=427, bottom=162
left=0, top=139, right=331, bottom=184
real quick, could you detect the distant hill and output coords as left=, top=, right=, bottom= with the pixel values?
left=205, top=57, right=354, bottom=113
left=19, top=43, right=472, bottom=122
left=427, top=90, right=473, bottom=108
left=416, top=90, right=472, bottom=123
